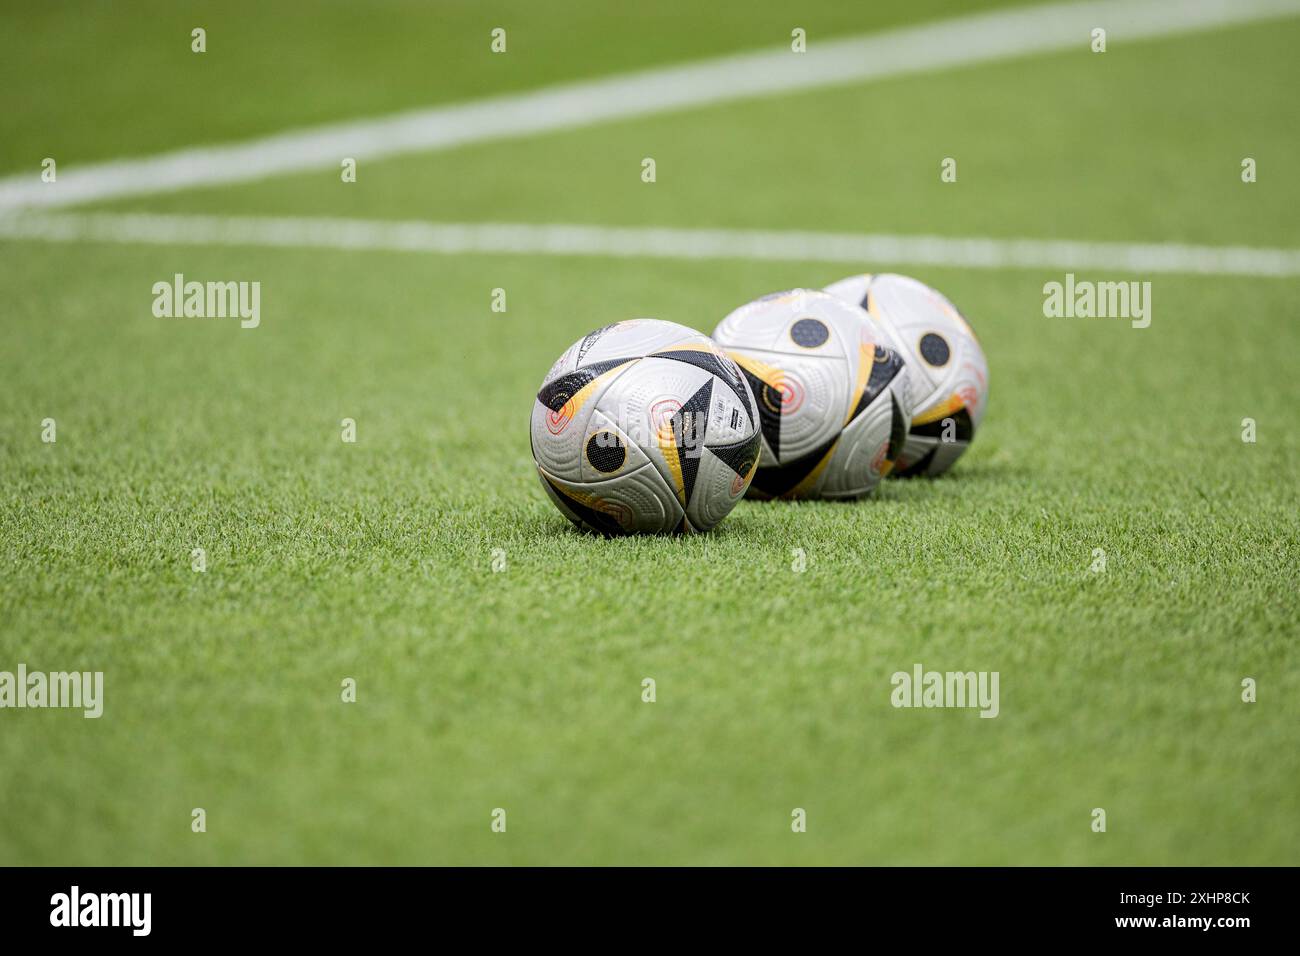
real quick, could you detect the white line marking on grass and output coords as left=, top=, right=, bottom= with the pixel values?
left=2, top=0, right=1297, bottom=211
left=3, top=211, right=1298, bottom=277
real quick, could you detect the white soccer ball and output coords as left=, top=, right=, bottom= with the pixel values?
left=711, top=289, right=911, bottom=500
left=530, top=319, right=761, bottom=534
left=824, top=273, right=989, bottom=476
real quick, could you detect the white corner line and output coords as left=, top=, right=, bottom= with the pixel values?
left=2, top=211, right=1297, bottom=277
left=2, top=0, right=1298, bottom=211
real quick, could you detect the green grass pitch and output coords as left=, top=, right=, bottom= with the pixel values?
left=0, top=0, right=1297, bottom=865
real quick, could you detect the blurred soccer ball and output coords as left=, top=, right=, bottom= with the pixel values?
left=712, top=289, right=911, bottom=500
left=530, top=319, right=761, bottom=534
left=825, top=273, right=988, bottom=477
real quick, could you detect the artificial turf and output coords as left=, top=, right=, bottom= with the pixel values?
left=0, top=0, right=1296, bottom=865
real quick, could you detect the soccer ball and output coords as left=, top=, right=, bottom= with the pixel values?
left=711, top=289, right=911, bottom=500
left=824, top=273, right=988, bottom=477
left=530, top=319, right=761, bottom=534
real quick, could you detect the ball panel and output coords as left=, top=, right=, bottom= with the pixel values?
left=580, top=408, right=653, bottom=483
left=687, top=443, right=752, bottom=530
left=594, top=356, right=715, bottom=504
left=689, top=381, right=761, bottom=525
left=715, top=288, right=911, bottom=499
left=714, top=289, right=859, bottom=365
left=531, top=358, right=640, bottom=481
left=574, top=318, right=702, bottom=368
left=701, top=370, right=757, bottom=447
left=820, top=379, right=896, bottom=499
left=537, top=460, right=682, bottom=534
left=644, top=340, right=757, bottom=424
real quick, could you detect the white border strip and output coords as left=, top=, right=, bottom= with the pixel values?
left=2, top=0, right=1297, bottom=210
left=3, top=211, right=1297, bottom=276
